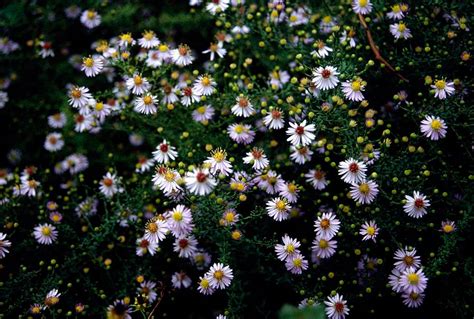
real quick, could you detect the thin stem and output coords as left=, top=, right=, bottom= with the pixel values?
left=357, top=14, right=409, bottom=82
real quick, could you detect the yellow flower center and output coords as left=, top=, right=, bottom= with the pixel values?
left=322, top=16, right=332, bottom=23
left=366, top=226, right=376, bottom=235
left=319, top=239, right=328, bottom=249
left=286, top=244, right=295, bottom=253
left=164, top=171, right=175, bottom=182
left=212, top=150, right=225, bottom=162
left=276, top=200, right=286, bottom=211
left=430, top=119, right=442, bottom=131
left=392, top=4, right=400, bottom=12
left=225, top=212, right=235, bottom=223
left=172, top=211, right=183, bottom=221
left=398, top=23, right=407, bottom=32
left=234, top=125, right=244, bottom=134
left=83, top=57, right=94, bottom=67
left=95, top=102, right=104, bottom=111
left=71, top=88, right=82, bottom=98
left=288, top=184, right=297, bottom=193
left=359, top=0, right=368, bottom=7
left=407, top=273, right=419, bottom=285
left=87, top=11, right=96, bottom=19
left=201, top=76, right=211, bottom=86
left=359, top=183, right=370, bottom=194
left=41, top=227, right=51, bottom=236
left=293, top=258, right=302, bottom=267
left=143, top=31, right=154, bottom=41
left=320, top=219, right=330, bottom=229
left=159, top=44, right=168, bottom=52
left=143, top=96, right=153, bottom=105
left=31, top=306, right=41, bottom=313
left=435, top=80, right=446, bottom=90
left=351, top=81, right=361, bottom=91
left=120, top=33, right=132, bottom=43
left=147, top=223, right=158, bottom=233
left=52, top=215, right=61, bottom=222
left=213, top=270, right=224, bottom=280
left=200, top=278, right=210, bottom=288
left=443, top=224, right=454, bottom=233
left=134, top=76, right=143, bottom=86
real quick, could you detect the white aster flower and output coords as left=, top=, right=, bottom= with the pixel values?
left=285, top=253, right=309, bottom=274
left=275, top=235, right=301, bottom=261
left=341, top=78, right=366, bottom=101
left=231, top=96, right=255, bottom=117
left=33, top=223, right=58, bottom=245
left=172, top=272, right=192, bottom=289
left=197, top=276, right=215, bottom=295
left=206, top=0, right=230, bottom=15
left=44, top=132, right=65, bottom=152
left=312, top=66, right=340, bottom=90
left=181, top=86, right=201, bottom=106
left=286, top=120, right=316, bottom=146
left=138, top=30, right=160, bottom=49
left=136, top=237, right=158, bottom=256
left=144, top=218, right=169, bottom=244
left=393, top=247, right=421, bottom=272
left=402, top=291, right=425, bottom=308
left=205, top=148, right=233, bottom=176
left=420, top=115, right=447, bottom=140
left=350, top=180, right=379, bottom=204
left=68, top=86, right=93, bottom=109
left=266, top=197, right=291, bottom=221
left=324, top=293, right=349, bottom=319
left=352, top=0, right=372, bottom=15
left=312, top=236, right=337, bottom=259
left=126, top=74, right=151, bottom=95
left=312, top=40, right=333, bottom=58
left=81, top=55, right=104, bottom=77
left=305, top=169, right=327, bottom=190
left=314, top=212, right=341, bottom=240
left=0, top=233, right=11, bottom=258
left=263, top=108, right=285, bottom=129
left=290, top=145, right=313, bottom=165
left=184, top=167, right=217, bottom=196
left=359, top=220, right=379, bottom=242
left=390, top=22, right=412, bottom=40
left=193, top=75, right=216, bottom=96
left=202, top=42, right=227, bottom=61
left=171, top=44, right=194, bottom=66
left=173, top=235, right=198, bottom=258
left=152, top=140, right=178, bottom=164
left=167, top=205, right=194, bottom=237
left=403, top=191, right=430, bottom=218
left=338, top=158, right=367, bottom=184
left=400, top=268, right=428, bottom=294
left=80, top=10, right=101, bottom=29
left=227, top=123, right=255, bottom=144
left=206, top=263, right=234, bottom=289
left=134, top=94, right=158, bottom=115
left=431, top=79, right=455, bottom=99
left=387, top=4, right=405, bottom=20
left=99, top=172, right=122, bottom=198
left=243, top=148, right=269, bottom=171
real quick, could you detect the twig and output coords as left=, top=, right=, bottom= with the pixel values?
left=357, top=14, right=409, bottom=82
left=147, top=283, right=166, bottom=319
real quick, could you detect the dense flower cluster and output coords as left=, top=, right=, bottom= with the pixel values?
left=0, top=0, right=472, bottom=318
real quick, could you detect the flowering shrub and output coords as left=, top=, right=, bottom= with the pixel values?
left=1, top=0, right=473, bottom=318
